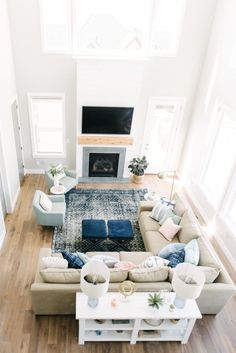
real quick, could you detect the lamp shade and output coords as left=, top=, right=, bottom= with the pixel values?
left=80, top=260, right=110, bottom=299
left=172, top=263, right=205, bottom=300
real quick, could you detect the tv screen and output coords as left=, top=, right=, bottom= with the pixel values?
left=82, top=106, right=133, bottom=134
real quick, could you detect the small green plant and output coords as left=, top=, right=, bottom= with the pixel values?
left=128, top=156, right=148, bottom=176
left=148, top=293, right=164, bottom=309
left=49, top=164, right=64, bottom=177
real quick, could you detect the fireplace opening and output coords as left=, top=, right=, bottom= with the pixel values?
left=89, top=153, right=119, bottom=177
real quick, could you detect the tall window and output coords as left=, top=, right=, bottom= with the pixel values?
left=28, top=94, right=66, bottom=158
left=39, top=0, right=186, bottom=57
left=202, top=104, right=236, bottom=207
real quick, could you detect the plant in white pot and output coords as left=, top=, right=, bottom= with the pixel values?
left=128, top=156, right=149, bottom=184
left=49, top=164, right=64, bottom=188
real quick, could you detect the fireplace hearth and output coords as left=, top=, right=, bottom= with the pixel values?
left=89, top=153, right=119, bottom=177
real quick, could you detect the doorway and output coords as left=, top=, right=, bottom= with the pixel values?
left=11, top=99, right=24, bottom=184
left=142, top=97, right=185, bottom=173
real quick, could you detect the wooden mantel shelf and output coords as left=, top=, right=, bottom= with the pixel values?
left=78, top=135, right=134, bottom=146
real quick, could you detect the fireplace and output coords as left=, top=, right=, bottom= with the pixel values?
left=89, top=153, right=119, bottom=177
left=82, top=147, right=126, bottom=181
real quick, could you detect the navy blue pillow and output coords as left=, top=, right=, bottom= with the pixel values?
left=61, top=250, right=84, bottom=269
left=166, top=249, right=185, bottom=268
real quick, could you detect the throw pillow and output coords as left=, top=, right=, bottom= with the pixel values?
left=159, top=243, right=185, bottom=259
left=138, top=256, right=169, bottom=268
left=61, top=250, right=84, bottom=269
left=129, top=266, right=169, bottom=282
left=114, top=261, right=137, bottom=271
left=159, top=197, right=175, bottom=209
left=158, top=208, right=181, bottom=226
left=39, top=193, right=52, bottom=211
left=150, top=201, right=172, bottom=222
left=75, top=252, right=90, bottom=264
left=91, top=255, right=119, bottom=268
left=166, top=248, right=185, bottom=268
left=178, top=211, right=202, bottom=243
left=40, top=268, right=80, bottom=283
left=172, top=193, right=188, bottom=217
left=184, top=239, right=200, bottom=265
left=159, top=218, right=181, bottom=241
left=42, top=256, right=68, bottom=269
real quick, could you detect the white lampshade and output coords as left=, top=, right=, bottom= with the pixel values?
left=80, top=260, right=110, bottom=299
left=172, top=263, right=205, bottom=300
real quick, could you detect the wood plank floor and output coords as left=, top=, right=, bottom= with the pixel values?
left=0, top=174, right=235, bottom=353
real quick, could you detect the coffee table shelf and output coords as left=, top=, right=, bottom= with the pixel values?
left=76, top=292, right=201, bottom=345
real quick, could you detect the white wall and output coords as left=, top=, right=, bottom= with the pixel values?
left=76, top=0, right=217, bottom=176
left=7, top=0, right=77, bottom=171
left=0, top=0, right=20, bottom=246
left=0, top=0, right=20, bottom=219
left=180, top=0, right=236, bottom=264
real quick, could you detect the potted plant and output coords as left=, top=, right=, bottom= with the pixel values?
left=144, top=293, right=164, bottom=326
left=48, top=164, right=64, bottom=187
left=128, top=156, right=148, bottom=184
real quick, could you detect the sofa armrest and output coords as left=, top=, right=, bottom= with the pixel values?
left=48, top=195, right=65, bottom=203
left=138, top=201, right=155, bottom=217
left=65, top=169, right=77, bottom=179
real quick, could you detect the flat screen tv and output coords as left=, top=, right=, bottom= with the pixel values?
left=82, top=106, right=133, bottom=134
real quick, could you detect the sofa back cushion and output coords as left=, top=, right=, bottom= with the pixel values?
left=128, top=266, right=169, bottom=282
left=172, top=193, right=188, bottom=217
left=178, top=211, right=202, bottom=243
left=40, top=268, right=81, bottom=283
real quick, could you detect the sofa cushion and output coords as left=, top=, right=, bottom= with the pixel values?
left=143, top=231, right=180, bottom=254
left=91, top=255, right=119, bottom=268
left=197, top=238, right=221, bottom=269
left=150, top=202, right=172, bottom=222
left=172, top=193, right=188, bottom=217
left=120, top=251, right=153, bottom=265
left=139, top=211, right=160, bottom=232
left=184, top=239, right=199, bottom=265
left=178, top=211, right=201, bottom=243
left=129, top=266, right=169, bottom=282
left=169, top=266, right=220, bottom=284
left=86, top=252, right=120, bottom=260
left=159, top=208, right=181, bottom=225
left=114, top=261, right=136, bottom=270
left=40, top=268, right=81, bottom=283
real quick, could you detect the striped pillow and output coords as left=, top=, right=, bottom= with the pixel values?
left=150, top=202, right=171, bottom=222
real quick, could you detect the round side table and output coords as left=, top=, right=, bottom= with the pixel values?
left=50, top=185, right=66, bottom=195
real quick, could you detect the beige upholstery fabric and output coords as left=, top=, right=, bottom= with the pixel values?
left=172, top=192, right=188, bottom=217
left=197, top=237, right=221, bottom=268
left=86, top=252, right=120, bottom=260
left=139, top=211, right=160, bottom=233
left=169, top=266, right=220, bottom=284
left=120, top=251, right=153, bottom=265
left=40, top=268, right=81, bottom=283
left=143, top=230, right=179, bottom=255
left=85, top=269, right=128, bottom=283
left=178, top=211, right=201, bottom=243
left=129, top=266, right=169, bottom=282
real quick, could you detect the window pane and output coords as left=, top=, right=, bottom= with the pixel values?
left=150, top=0, right=185, bottom=54
left=203, top=112, right=236, bottom=204
left=41, top=0, right=70, bottom=51
left=30, top=96, right=64, bottom=156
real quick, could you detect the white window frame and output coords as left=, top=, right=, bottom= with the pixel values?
left=200, top=102, right=236, bottom=210
left=28, top=93, right=66, bottom=159
left=39, top=0, right=72, bottom=54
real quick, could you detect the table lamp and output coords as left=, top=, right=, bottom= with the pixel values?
left=172, top=263, right=205, bottom=309
left=80, top=260, right=110, bottom=308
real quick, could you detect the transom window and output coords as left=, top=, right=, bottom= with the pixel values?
left=28, top=94, right=66, bottom=158
left=39, top=0, right=186, bottom=57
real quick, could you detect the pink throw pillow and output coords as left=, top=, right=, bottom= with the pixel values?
left=114, top=261, right=137, bottom=271
left=159, top=217, right=181, bottom=241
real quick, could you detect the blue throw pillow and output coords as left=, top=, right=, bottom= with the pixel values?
left=159, top=243, right=185, bottom=259
left=61, top=250, right=84, bottom=269
left=184, top=239, right=200, bottom=265
left=166, top=249, right=185, bottom=268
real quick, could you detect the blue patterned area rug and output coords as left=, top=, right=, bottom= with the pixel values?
left=52, top=188, right=147, bottom=253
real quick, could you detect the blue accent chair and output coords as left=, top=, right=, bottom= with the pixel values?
left=32, top=190, right=66, bottom=227
left=44, top=169, right=77, bottom=193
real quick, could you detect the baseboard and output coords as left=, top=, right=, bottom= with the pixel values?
left=24, top=169, right=44, bottom=174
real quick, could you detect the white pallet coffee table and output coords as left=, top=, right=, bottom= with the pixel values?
left=76, top=292, right=201, bottom=345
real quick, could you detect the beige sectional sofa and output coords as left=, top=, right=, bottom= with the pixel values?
left=31, top=193, right=235, bottom=315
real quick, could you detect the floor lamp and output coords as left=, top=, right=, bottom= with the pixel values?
left=157, top=170, right=176, bottom=201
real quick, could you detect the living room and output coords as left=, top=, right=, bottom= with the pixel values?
left=0, top=0, right=235, bottom=352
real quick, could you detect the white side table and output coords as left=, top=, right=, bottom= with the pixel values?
left=50, top=185, right=66, bottom=195
left=76, top=292, right=201, bottom=345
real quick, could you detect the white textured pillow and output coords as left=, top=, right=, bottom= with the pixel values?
left=150, top=202, right=170, bottom=222
left=42, top=256, right=68, bottom=269
left=159, top=218, right=181, bottom=241
left=39, top=193, right=52, bottom=211
left=138, top=256, right=169, bottom=268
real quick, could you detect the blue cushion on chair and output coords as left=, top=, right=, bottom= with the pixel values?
left=82, top=219, right=107, bottom=239
left=166, top=249, right=185, bottom=268
left=61, top=250, right=84, bottom=269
